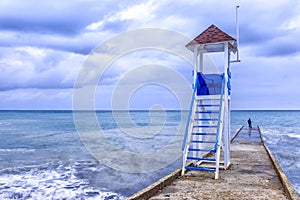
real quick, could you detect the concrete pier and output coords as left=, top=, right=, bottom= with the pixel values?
left=127, top=126, right=299, bottom=200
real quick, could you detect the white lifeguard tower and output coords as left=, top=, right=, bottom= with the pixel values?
left=181, top=24, right=239, bottom=179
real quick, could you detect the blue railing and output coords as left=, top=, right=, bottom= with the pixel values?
left=214, top=73, right=225, bottom=150
left=182, top=76, right=198, bottom=151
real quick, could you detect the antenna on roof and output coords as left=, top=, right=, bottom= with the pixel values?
left=235, top=5, right=241, bottom=62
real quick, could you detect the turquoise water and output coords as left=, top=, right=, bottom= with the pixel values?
left=0, top=110, right=299, bottom=199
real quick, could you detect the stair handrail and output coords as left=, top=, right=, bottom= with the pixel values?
left=182, top=76, right=199, bottom=151
left=214, top=73, right=225, bottom=150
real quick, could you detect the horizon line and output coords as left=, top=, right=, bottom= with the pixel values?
left=0, top=109, right=300, bottom=112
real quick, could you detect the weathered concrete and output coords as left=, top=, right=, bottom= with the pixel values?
left=127, top=126, right=299, bottom=200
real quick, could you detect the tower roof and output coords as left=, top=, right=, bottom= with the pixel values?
left=186, top=24, right=236, bottom=47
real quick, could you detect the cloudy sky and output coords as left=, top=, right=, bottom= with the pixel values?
left=0, top=0, right=300, bottom=110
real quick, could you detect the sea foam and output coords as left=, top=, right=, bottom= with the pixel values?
left=0, top=162, right=123, bottom=200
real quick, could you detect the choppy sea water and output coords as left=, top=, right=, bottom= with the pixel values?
left=0, top=110, right=299, bottom=199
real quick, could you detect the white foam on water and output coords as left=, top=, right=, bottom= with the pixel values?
left=0, top=121, right=12, bottom=130
left=287, top=134, right=300, bottom=139
left=102, top=125, right=183, bottom=153
left=78, top=125, right=184, bottom=174
left=0, top=148, right=36, bottom=153
left=0, top=164, right=123, bottom=200
left=0, top=122, right=10, bottom=126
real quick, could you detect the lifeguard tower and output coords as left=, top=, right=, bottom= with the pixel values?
left=181, top=24, right=239, bottom=179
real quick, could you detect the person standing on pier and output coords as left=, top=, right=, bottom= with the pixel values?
left=248, top=118, right=252, bottom=129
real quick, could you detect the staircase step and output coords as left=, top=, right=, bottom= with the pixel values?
left=192, top=132, right=217, bottom=136
left=196, top=95, right=221, bottom=100
left=191, top=140, right=215, bottom=144
left=187, top=157, right=216, bottom=162
left=188, top=148, right=216, bottom=153
left=196, top=111, right=219, bottom=114
left=193, top=125, right=217, bottom=128
left=194, top=118, right=218, bottom=121
left=197, top=104, right=220, bottom=107
left=185, top=166, right=216, bottom=172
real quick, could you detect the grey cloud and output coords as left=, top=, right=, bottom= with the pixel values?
left=0, top=0, right=121, bottom=35
left=0, top=31, right=103, bottom=55
left=0, top=17, right=81, bottom=36
left=258, top=36, right=300, bottom=57
left=1, top=0, right=300, bottom=109
left=0, top=0, right=126, bottom=54
left=0, top=88, right=73, bottom=110
left=0, top=47, right=85, bottom=91
left=0, top=72, right=73, bottom=91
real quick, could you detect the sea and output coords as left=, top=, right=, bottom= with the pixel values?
left=0, top=110, right=299, bottom=199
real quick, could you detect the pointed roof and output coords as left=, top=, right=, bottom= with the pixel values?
left=186, top=24, right=236, bottom=47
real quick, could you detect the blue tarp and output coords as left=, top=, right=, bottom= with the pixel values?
left=196, top=72, right=225, bottom=95
left=196, top=73, right=209, bottom=95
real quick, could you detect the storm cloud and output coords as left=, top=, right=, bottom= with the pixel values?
left=0, top=0, right=300, bottom=109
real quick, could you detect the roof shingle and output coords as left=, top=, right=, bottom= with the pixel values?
left=186, top=24, right=236, bottom=47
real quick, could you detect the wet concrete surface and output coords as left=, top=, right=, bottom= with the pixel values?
left=149, top=142, right=289, bottom=199
left=148, top=127, right=291, bottom=200
left=232, top=126, right=262, bottom=143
